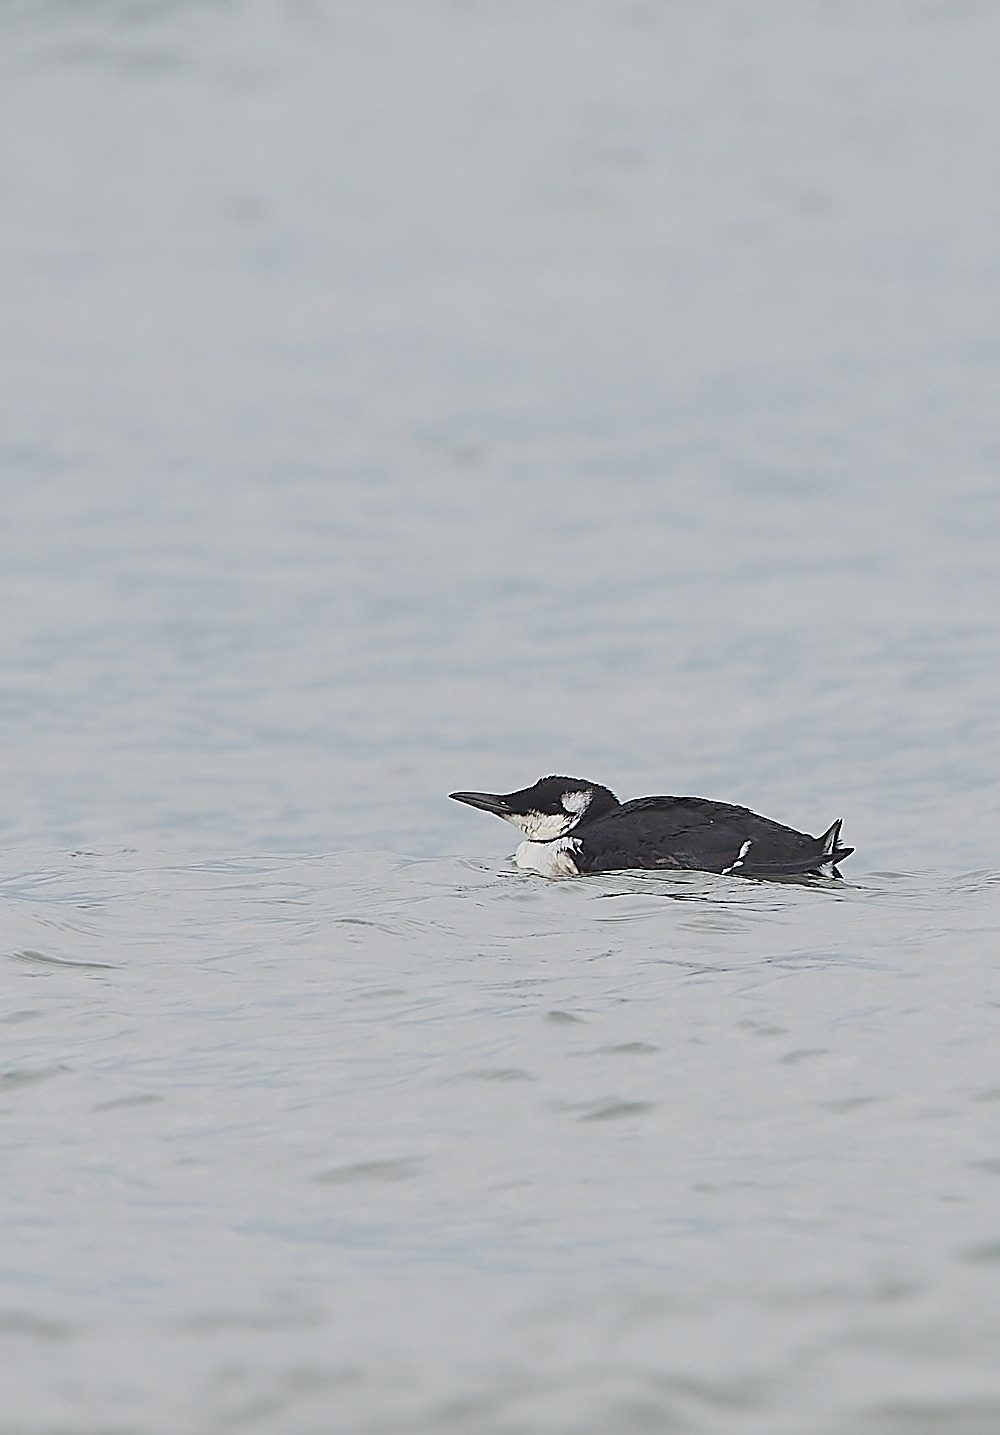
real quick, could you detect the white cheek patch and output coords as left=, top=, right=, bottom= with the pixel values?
left=507, top=811, right=575, bottom=841
left=561, top=790, right=593, bottom=817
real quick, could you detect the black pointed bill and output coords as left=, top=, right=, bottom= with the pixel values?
left=449, top=790, right=512, bottom=817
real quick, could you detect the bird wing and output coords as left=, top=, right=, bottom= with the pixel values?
left=577, top=797, right=845, bottom=875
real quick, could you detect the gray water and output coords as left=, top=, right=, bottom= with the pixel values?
left=3, top=2, right=1000, bottom=1431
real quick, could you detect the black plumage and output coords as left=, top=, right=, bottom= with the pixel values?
left=449, top=776, right=853, bottom=878
left=572, top=795, right=849, bottom=876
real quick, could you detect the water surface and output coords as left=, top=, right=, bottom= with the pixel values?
left=2, top=1, right=1000, bottom=1430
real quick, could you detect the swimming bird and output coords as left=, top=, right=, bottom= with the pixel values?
left=449, top=776, right=853, bottom=879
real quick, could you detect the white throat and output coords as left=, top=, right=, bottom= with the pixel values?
left=515, top=837, right=580, bottom=877
left=502, top=790, right=593, bottom=842
left=506, top=811, right=577, bottom=841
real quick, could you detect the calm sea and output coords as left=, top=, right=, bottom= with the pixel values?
left=2, top=2, right=1000, bottom=1431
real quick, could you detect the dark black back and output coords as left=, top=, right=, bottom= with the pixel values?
left=574, top=795, right=848, bottom=875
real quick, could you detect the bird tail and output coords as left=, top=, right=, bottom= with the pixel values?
left=740, top=820, right=854, bottom=879
left=817, top=818, right=854, bottom=876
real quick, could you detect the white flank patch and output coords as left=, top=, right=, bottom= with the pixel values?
left=515, top=838, right=581, bottom=877
left=722, top=838, right=752, bottom=875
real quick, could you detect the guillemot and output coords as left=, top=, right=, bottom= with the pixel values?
left=449, top=776, right=853, bottom=879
